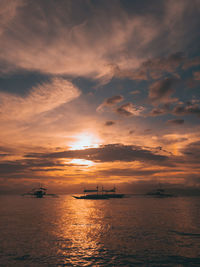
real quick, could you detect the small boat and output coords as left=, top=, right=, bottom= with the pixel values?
left=22, top=186, right=58, bottom=198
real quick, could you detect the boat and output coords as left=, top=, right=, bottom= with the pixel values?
left=22, top=186, right=58, bottom=198
left=73, top=186, right=125, bottom=199
left=73, top=194, right=109, bottom=199
left=101, top=186, right=125, bottom=198
left=146, top=188, right=174, bottom=198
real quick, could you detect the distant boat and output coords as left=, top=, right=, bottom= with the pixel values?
left=73, top=186, right=125, bottom=199
left=146, top=188, right=174, bottom=198
left=22, top=186, right=58, bottom=198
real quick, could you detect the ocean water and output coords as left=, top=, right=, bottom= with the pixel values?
left=0, top=195, right=199, bottom=266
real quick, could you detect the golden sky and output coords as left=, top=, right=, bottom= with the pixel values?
left=0, top=0, right=200, bottom=194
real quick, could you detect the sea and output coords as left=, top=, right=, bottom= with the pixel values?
left=0, top=195, right=199, bottom=266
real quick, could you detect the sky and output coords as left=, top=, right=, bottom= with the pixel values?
left=0, top=0, right=200, bottom=194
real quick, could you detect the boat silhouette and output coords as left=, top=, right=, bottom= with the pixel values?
left=73, top=186, right=124, bottom=199
left=22, top=186, right=58, bottom=198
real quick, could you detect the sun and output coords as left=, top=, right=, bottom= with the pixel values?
left=69, top=132, right=101, bottom=150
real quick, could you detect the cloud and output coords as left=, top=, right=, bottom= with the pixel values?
left=0, top=0, right=159, bottom=80
left=149, top=77, right=178, bottom=104
left=148, top=101, right=200, bottom=118
left=97, top=168, right=163, bottom=177
left=0, top=0, right=23, bottom=34
left=167, top=119, right=184, bottom=125
left=97, top=95, right=123, bottom=112
left=1, top=0, right=198, bottom=82
left=114, top=52, right=185, bottom=81
left=104, top=121, right=115, bottom=126
left=26, top=143, right=169, bottom=164
left=173, top=103, right=200, bottom=117
left=182, top=56, right=200, bottom=70
left=193, top=71, right=200, bottom=80
left=0, top=78, right=80, bottom=120
left=130, top=90, right=140, bottom=95
left=181, top=141, right=200, bottom=160
left=116, top=103, right=144, bottom=116
left=149, top=108, right=167, bottom=116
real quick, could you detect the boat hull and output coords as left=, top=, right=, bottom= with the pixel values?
left=73, top=193, right=125, bottom=199
left=73, top=194, right=109, bottom=199
left=103, top=194, right=124, bottom=198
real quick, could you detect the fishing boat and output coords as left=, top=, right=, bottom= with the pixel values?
left=22, top=186, right=58, bottom=198
left=73, top=186, right=124, bottom=199
left=101, top=186, right=125, bottom=198
left=73, top=186, right=108, bottom=199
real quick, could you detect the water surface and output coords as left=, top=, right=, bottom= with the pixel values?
left=0, top=195, right=199, bottom=266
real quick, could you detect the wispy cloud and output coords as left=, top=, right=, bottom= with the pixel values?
left=1, top=0, right=198, bottom=81
left=0, top=78, right=80, bottom=120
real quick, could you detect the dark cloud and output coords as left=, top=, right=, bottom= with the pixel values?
left=149, top=77, right=178, bottom=104
left=26, top=144, right=169, bottom=164
left=181, top=141, right=200, bottom=158
left=167, top=119, right=184, bottom=125
left=113, top=52, right=185, bottom=81
left=149, top=107, right=167, bottom=116
left=112, top=64, right=148, bottom=80
left=0, top=146, right=14, bottom=153
left=0, top=158, right=66, bottom=176
left=182, top=56, right=200, bottom=70
left=149, top=101, right=200, bottom=118
left=149, top=104, right=170, bottom=117
left=104, top=95, right=124, bottom=105
left=144, top=128, right=151, bottom=132
left=97, top=95, right=124, bottom=112
left=193, top=71, right=200, bottom=80
left=0, top=154, right=10, bottom=157
left=173, top=103, right=200, bottom=117
left=104, top=121, right=115, bottom=126
left=0, top=162, right=26, bottom=174
left=30, top=168, right=64, bottom=172
left=143, top=52, right=185, bottom=79
left=116, top=103, right=134, bottom=116
left=116, top=102, right=144, bottom=116
left=97, top=168, right=164, bottom=177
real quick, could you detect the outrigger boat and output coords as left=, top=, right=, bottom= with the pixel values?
left=22, top=186, right=58, bottom=198
left=73, top=186, right=124, bottom=199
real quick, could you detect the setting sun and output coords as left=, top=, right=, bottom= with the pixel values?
left=69, top=132, right=102, bottom=150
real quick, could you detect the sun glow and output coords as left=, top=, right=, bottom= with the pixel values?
left=70, top=159, right=95, bottom=167
left=69, top=132, right=101, bottom=150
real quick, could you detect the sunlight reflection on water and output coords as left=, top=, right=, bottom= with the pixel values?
left=0, top=195, right=199, bottom=266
